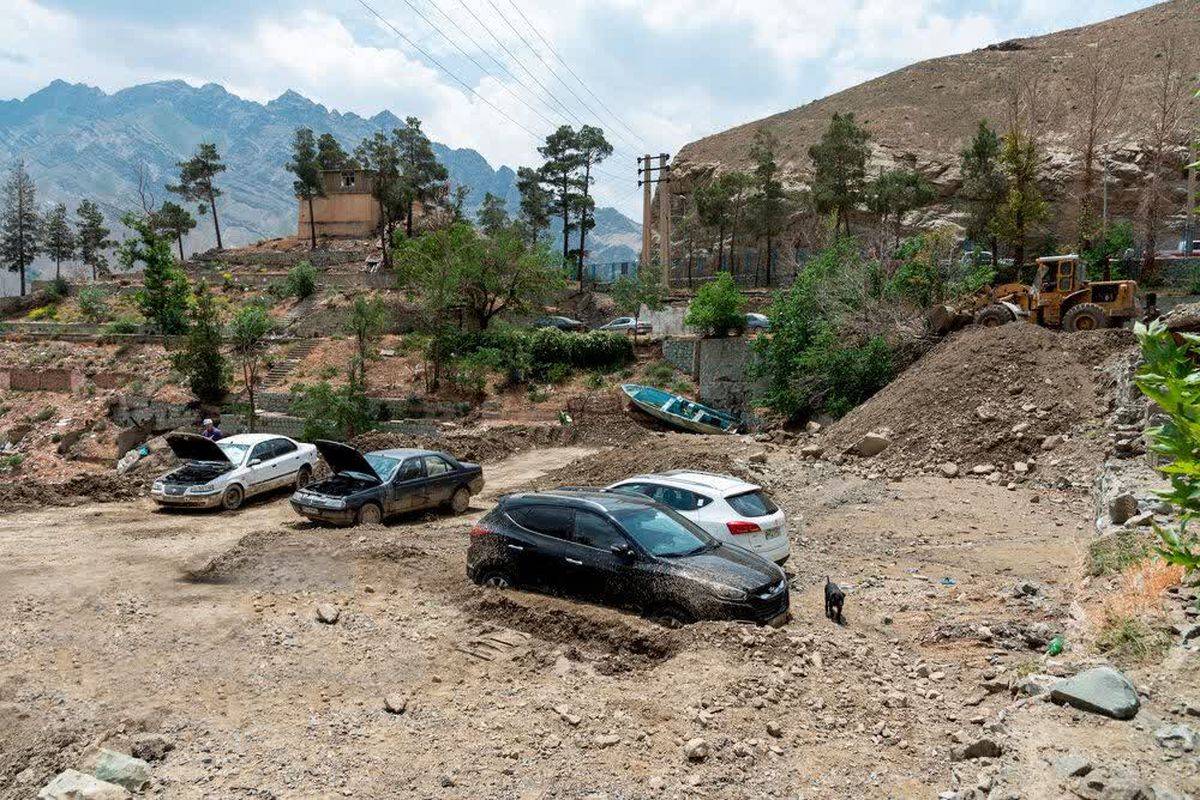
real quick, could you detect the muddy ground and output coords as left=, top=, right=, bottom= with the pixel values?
left=1, top=439, right=1197, bottom=799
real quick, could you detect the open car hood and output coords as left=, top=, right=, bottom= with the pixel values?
left=165, top=432, right=232, bottom=464
left=315, top=440, right=381, bottom=482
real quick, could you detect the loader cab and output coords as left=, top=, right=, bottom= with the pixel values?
left=1035, top=256, right=1085, bottom=297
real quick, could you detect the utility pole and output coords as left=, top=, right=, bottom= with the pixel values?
left=638, top=153, right=672, bottom=289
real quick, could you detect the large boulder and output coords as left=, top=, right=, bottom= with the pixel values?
left=855, top=432, right=891, bottom=458
left=1050, top=666, right=1140, bottom=720
left=38, top=770, right=130, bottom=800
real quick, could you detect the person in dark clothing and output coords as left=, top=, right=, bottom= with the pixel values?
left=201, top=418, right=223, bottom=441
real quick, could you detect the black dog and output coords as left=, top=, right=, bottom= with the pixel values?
left=824, top=576, right=845, bottom=624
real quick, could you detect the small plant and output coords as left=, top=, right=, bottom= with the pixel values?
left=527, top=384, right=549, bottom=403
left=642, top=360, right=677, bottom=389
left=318, top=365, right=339, bottom=380
left=1087, top=532, right=1149, bottom=577
left=27, top=304, right=58, bottom=321
left=684, top=272, right=747, bottom=336
left=544, top=363, right=573, bottom=385
left=585, top=371, right=606, bottom=390
left=44, top=276, right=70, bottom=302
left=0, top=453, right=25, bottom=472
left=78, top=286, right=111, bottom=323
left=129, top=379, right=145, bottom=395
left=28, top=406, right=54, bottom=423
left=285, top=260, right=318, bottom=299
left=102, top=316, right=141, bottom=335
left=1095, top=614, right=1171, bottom=665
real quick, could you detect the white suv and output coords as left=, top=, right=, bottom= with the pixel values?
left=606, top=470, right=790, bottom=564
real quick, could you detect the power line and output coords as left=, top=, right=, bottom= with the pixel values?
left=354, top=0, right=541, bottom=141
left=479, top=0, right=643, bottom=155
left=385, top=0, right=559, bottom=131
left=500, top=0, right=646, bottom=147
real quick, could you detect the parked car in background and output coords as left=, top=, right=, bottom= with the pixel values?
left=292, top=442, right=484, bottom=526
left=152, top=433, right=319, bottom=511
left=745, top=312, right=770, bottom=331
left=535, top=315, right=587, bottom=332
left=467, top=489, right=790, bottom=626
left=598, top=317, right=652, bottom=335
left=607, top=471, right=790, bottom=564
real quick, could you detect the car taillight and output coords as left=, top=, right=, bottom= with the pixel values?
left=726, top=520, right=761, bottom=535
left=469, top=523, right=494, bottom=538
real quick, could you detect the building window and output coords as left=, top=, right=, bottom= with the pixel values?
left=341, top=172, right=356, bottom=190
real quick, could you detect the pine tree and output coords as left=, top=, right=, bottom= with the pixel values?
left=394, top=117, right=448, bottom=238
left=229, top=303, right=274, bottom=432
left=171, top=279, right=228, bottom=403
left=124, top=213, right=190, bottom=334
left=865, top=165, right=935, bottom=253
left=43, top=202, right=75, bottom=281
left=168, top=143, right=227, bottom=250
left=355, top=131, right=402, bottom=267
left=152, top=201, right=197, bottom=262
left=958, top=121, right=1007, bottom=268
left=992, top=124, right=1048, bottom=271
left=476, top=192, right=510, bottom=238
left=76, top=200, right=114, bottom=280
left=809, top=113, right=870, bottom=236
left=572, top=125, right=613, bottom=281
left=288, top=127, right=324, bottom=250
left=516, top=166, right=551, bottom=247
left=538, top=125, right=585, bottom=269
left=749, top=128, right=794, bottom=284
left=0, top=160, right=41, bottom=295
left=317, top=133, right=354, bottom=170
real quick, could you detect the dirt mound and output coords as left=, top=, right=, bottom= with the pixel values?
left=528, top=433, right=768, bottom=491
left=823, top=324, right=1136, bottom=484
left=465, top=592, right=678, bottom=674
left=353, top=416, right=649, bottom=465
left=0, top=472, right=144, bottom=513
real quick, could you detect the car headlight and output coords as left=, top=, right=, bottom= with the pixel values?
left=186, top=484, right=219, bottom=495
left=152, top=481, right=164, bottom=492
left=709, top=585, right=748, bottom=602
left=330, top=499, right=347, bottom=509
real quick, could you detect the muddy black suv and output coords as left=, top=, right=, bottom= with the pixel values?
left=291, top=441, right=484, bottom=526
left=467, top=489, right=790, bottom=626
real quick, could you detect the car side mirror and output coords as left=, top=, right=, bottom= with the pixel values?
left=248, top=458, right=262, bottom=467
left=611, top=543, right=635, bottom=560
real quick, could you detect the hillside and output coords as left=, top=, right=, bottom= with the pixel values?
left=0, top=80, right=640, bottom=290
left=672, top=0, right=1198, bottom=239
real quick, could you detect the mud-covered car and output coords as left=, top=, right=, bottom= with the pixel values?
left=152, top=433, right=319, bottom=511
left=467, top=489, right=790, bottom=626
left=291, top=441, right=485, bottom=526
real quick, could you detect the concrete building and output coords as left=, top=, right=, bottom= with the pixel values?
left=297, top=169, right=381, bottom=239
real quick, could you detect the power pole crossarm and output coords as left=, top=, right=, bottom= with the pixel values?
left=638, top=153, right=672, bottom=290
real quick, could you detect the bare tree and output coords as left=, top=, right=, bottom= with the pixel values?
left=134, top=163, right=159, bottom=216
left=1071, top=43, right=1126, bottom=248
left=1139, top=37, right=1191, bottom=279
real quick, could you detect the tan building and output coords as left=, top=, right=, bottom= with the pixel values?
left=297, top=169, right=381, bottom=239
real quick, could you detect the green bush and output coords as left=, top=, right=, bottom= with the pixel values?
left=436, top=326, right=632, bottom=380
left=78, top=286, right=111, bottom=323
left=290, top=380, right=376, bottom=442
left=102, top=316, right=141, bottom=335
left=643, top=360, right=677, bottom=389
left=684, top=273, right=747, bottom=336
left=27, top=304, right=58, bottom=321
left=544, top=363, right=573, bottom=385
left=285, top=260, right=318, bottom=299
left=44, top=277, right=70, bottom=302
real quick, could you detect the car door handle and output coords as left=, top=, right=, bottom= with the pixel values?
left=565, top=558, right=583, bottom=566
left=506, top=544, right=525, bottom=552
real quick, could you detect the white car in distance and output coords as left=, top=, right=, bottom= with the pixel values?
left=606, top=470, right=791, bottom=564
left=152, top=432, right=320, bottom=511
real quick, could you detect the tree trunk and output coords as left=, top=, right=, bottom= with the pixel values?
left=244, top=361, right=257, bottom=433
left=577, top=163, right=591, bottom=283
left=561, top=178, right=571, bottom=272
left=718, top=222, right=726, bottom=272
left=766, top=233, right=773, bottom=286
left=208, top=191, right=223, bottom=250
left=55, top=256, right=61, bottom=281
left=406, top=195, right=415, bottom=238
left=308, top=196, right=317, bottom=250
left=177, top=231, right=185, bottom=262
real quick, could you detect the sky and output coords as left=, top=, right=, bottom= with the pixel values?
left=0, top=0, right=1152, bottom=218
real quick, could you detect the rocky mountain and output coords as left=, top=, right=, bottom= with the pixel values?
left=672, top=0, right=1198, bottom=245
left=0, top=80, right=639, bottom=284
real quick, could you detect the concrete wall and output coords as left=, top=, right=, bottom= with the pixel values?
left=640, top=304, right=694, bottom=337
left=299, top=193, right=382, bottom=239
left=659, top=336, right=767, bottom=420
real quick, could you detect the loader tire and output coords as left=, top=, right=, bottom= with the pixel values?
left=1062, top=303, right=1107, bottom=332
left=975, top=304, right=1015, bottom=327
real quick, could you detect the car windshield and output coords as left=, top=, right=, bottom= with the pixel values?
left=612, top=505, right=715, bottom=557
left=726, top=490, right=778, bottom=517
left=363, top=453, right=401, bottom=481
left=216, top=442, right=249, bottom=463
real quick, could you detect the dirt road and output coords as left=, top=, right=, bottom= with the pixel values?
left=1, top=445, right=1196, bottom=799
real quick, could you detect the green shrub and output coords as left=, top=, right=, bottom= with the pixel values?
left=27, top=304, right=58, bottom=321
left=28, top=406, right=54, bottom=423
left=544, top=363, right=573, bottom=385
left=436, top=327, right=632, bottom=380
left=285, top=260, right=318, bottom=299
left=1087, top=532, right=1149, bottom=577
left=685, top=273, right=747, bottom=336
left=290, top=380, right=376, bottom=441
left=102, top=316, right=141, bottom=335
left=0, top=453, right=25, bottom=472
left=527, top=384, right=549, bottom=403
left=643, top=360, right=677, bottom=389
left=1096, top=615, right=1171, bottom=665
left=44, top=277, right=70, bottom=302
left=584, top=371, right=607, bottom=390
left=78, top=286, right=111, bottom=323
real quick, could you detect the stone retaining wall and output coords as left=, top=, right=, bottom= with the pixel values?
left=193, top=249, right=367, bottom=268
left=659, top=336, right=767, bottom=420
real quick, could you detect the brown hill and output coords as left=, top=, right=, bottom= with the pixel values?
left=672, top=0, right=1199, bottom=241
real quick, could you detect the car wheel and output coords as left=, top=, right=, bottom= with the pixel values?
left=295, top=465, right=313, bottom=489
left=476, top=569, right=514, bottom=589
left=221, top=485, right=244, bottom=511
left=356, top=503, right=383, bottom=526
left=449, top=487, right=471, bottom=515
left=650, top=604, right=694, bottom=629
